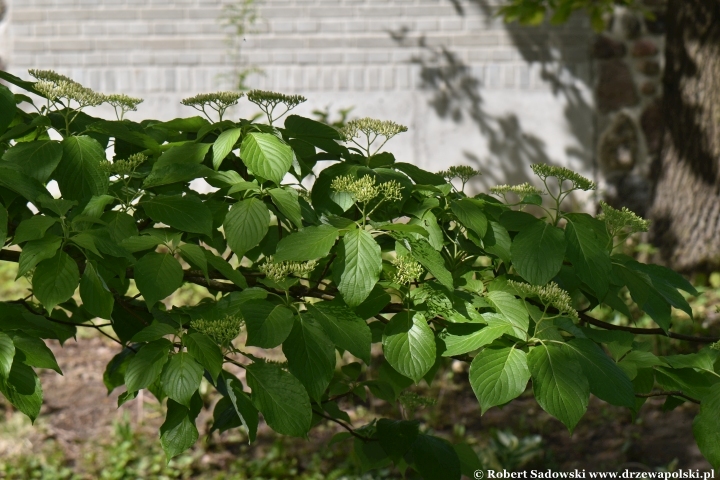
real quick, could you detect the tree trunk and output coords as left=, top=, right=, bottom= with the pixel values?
left=648, top=0, right=720, bottom=272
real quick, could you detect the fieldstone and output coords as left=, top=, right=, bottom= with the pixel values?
left=639, top=60, right=661, bottom=76
left=632, top=39, right=659, bottom=57
left=596, top=60, right=640, bottom=113
left=599, top=114, right=640, bottom=172
left=641, top=1, right=667, bottom=34
left=603, top=173, right=652, bottom=218
left=592, top=35, right=627, bottom=59
left=645, top=16, right=666, bottom=35
left=641, top=100, right=664, bottom=155
left=620, top=13, right=642, bottom=39
left=640, top=81, right=657, bottom=95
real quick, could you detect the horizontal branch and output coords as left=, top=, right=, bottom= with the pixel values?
left=635, top=390, right=700, bottom=404
left=580, top=313, right=719, bottom=343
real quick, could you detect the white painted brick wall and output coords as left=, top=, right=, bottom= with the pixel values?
left=0, top=0, right=597, bottom=191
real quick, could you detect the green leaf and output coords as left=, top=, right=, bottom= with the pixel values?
left=240, top=132, right=293, bottom=184
left=482, top=221, right=512, bottom=263
left=394, top=162, right=447, bottom=185
left=161, top=352, right=203, bottom=407
left=143, top=163, right=215, bottom=188
left=160, top=400, right=199, bottom=461
left=407, top=434, right=462, bottom=480
left=406, top=238, right=454, bottom=291
left=353, top=284, right=391, bottom=320
left=1, top=140, right=63, bottom=183
left=441, top=320, right=514, bottom=357
left=12, top=336, right=61, bottom=374
left=376, top=419, right=419, bottom=462
left=306, top=302, right=372, bottom=364
left=17, top=235, right=62, bottom=278
left=269, top=188, right=303, bottom=229
left=273, top=225, right=339, bottom=262
left=120, top=235, right=164, bottom=253
left=205, top=251, right=248, bottom=288
left=511, top=220, right=565, bottom=285
left=57, top=136, right=109, bottom=202
left=240, top=300, right=295, bottom=348
left=382, top=312, right=436, bottom=382
left=79, top=262, right=114, bottom=319
left=451, top=198, right=487, bottom=237
left=0, top=358, right=43, bottom=422
left=0, top=332, right=15, bottom=379
left=335, top=229, right=382, bottom=307
left=178, top=244, right=209, bottom=280
left=14, top=216, right=58, bottom=245
left=565, top=339, right=635, bottom=408
left=0, top=166, right=52, bottom=203
left=376, top=222, right=429, bottom=237
left=185, top=333, right=223, bottom=382
left=142, top=194, right=213, bottom=236
left=246, top=361, right=312, bottom=437
left=564, top=214, right=612, bottom=298
left=33, top=251, right=80, bottom=313
left=130, top=321, right=177, bottom=343
left=125, top=339, right=172, bottom=393
left=486, top=290, right=529, bottom=339
left=212, top=128, right=241, bottom=170
left=134, top=252, right=184, bottom=307
left=282, top=314, right=336, bottom=401
left=0, top=84, right=15, bottom=133
left=223, top=197, right=270, bottom=257
left=528, top=343, right=589, bottom=432
left=693, top=383, right=720, bottom=469
left=226, top=377, right=259, bottom=442
left=469, top=345, right=530, bottom=413
left=613, top=261, right=672, bottom=332
left=102, top=211, right=138, bottom=242
left=155, top=142, right=211, bottom=169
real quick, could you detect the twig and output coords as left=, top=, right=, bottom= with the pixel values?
left=313, top=409, right=374, bottom=442
left=635, top=390, right=700, bottom=404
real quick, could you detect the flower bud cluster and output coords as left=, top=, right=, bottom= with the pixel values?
left=247, top=90, right=306, bottom=110
left=398, top=392, right=437, bottom=409
left=259, top=257, right=318, bottom=282
left=102, top=153, right=147, bottom=176
left=105, top=93, right=143, bottom=118
left=507, top=280, right=579, bottom=322
left=530, top=164, right=596, bottom=191
left=330, top=175, right=403, bottom=204
left=190, top=314, right=244, bottom=347
left=29, top=70, right=144, bottom=115
left=490, top=182, right=545, bottom=196
left=437, top=165, right=482, bottom=183
left=33, top=77, right=105, bottom=107
left=598, top=201, right=650, bottom=234
left=181, top=91, right=243, bottom=110
left=339, top=117, right=408, bottom=142
left=391, top=255, right=424, bottom=285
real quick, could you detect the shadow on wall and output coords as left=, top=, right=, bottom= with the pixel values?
left=388, top=0, right=595, bottom=198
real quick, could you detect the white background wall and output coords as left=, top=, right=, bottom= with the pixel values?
left=0, top=0, right=596, bottom=194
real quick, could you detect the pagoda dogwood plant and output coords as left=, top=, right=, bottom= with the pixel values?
left=0, top=69, right=718, bottom=477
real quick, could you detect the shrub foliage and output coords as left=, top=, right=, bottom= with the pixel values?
left=0, top=70, right=718, bottom=476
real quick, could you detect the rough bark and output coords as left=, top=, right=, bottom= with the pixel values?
left=648, top=0, right=720, bottom=272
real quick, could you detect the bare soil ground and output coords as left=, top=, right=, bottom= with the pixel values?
left=5, top=335, right=710, bottom=476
